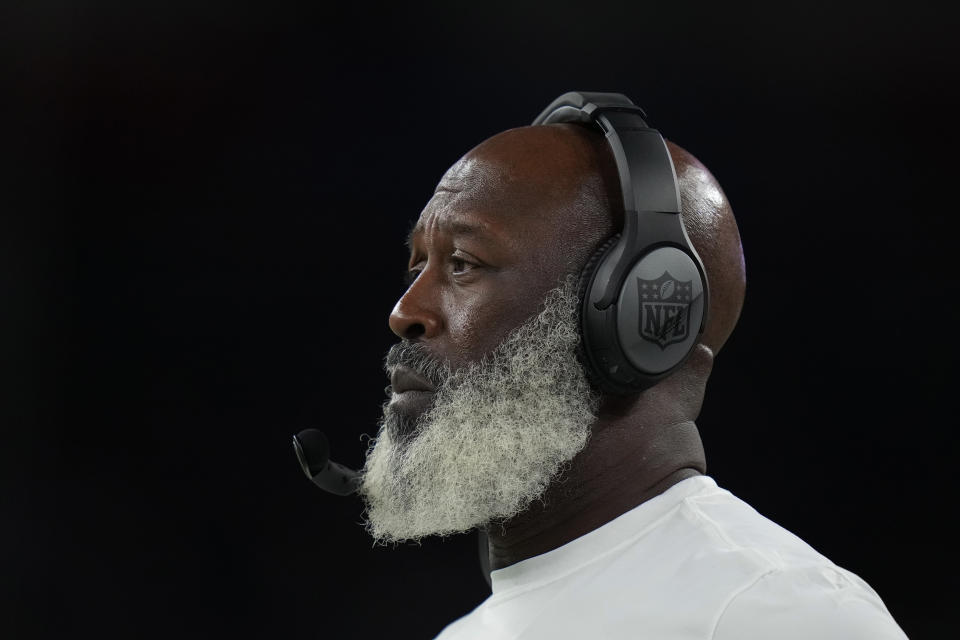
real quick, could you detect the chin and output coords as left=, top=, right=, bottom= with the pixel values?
left=383, top=403, right=422, bottom=445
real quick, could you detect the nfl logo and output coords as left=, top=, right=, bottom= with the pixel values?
left=637, top=272, right=692, bottom=349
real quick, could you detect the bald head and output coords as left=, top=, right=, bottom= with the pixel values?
left=667, top=141, right=746, bottom=357
left=435, top=124, right=623, bottom=279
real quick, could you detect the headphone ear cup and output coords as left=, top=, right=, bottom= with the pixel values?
left=576, top=233, right=621, bottom=306
left=576, top=234, right=621, bottom=390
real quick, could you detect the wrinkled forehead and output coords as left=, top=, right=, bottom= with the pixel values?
left=415, top=152, right=582, bottom=240
left=436, top=154, right=501, bottom=195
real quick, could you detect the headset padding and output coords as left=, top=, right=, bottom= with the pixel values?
left=576, top=233, right=621, bottom=391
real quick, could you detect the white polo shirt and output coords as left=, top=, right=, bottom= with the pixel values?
left=435, top=475, right=908, bottom=639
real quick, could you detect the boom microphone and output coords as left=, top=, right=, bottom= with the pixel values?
left=292, top=429, right=361, bottom=496
left=294, top=428, right=492, bottom=588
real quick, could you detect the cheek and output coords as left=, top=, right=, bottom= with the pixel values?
left=443, top=285, right=546, bottom=366
left=445, top=303, right=499, bottom=367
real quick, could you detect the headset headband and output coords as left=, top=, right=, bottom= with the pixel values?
left=532, top=91, right=685, bottom=309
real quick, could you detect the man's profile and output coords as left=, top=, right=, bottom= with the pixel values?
left=356, top=92, right=908, bottom=639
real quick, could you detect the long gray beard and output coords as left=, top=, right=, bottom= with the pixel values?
left=359, top=277, right=599, bottom=544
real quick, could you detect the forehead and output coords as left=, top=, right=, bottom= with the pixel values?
left=409, top=154, right=578, bottom=250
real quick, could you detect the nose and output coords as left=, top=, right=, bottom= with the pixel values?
left=388, top=275, right=442, bottom=340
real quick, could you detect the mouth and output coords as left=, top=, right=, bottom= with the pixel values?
left=387, top=365, right=437, bottom=429
left=389, top=365, right=436, bottom=395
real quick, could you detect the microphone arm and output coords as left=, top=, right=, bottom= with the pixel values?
left=294, top=428, right=493, bottom=590
left=292, top=428, right=360, bottom=496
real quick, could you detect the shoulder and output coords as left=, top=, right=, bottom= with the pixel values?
left=678, top=480, right=908, bottom=639
left=711, top=564, right=909, bottom=640
left=432, top=606, right=483, bottom=640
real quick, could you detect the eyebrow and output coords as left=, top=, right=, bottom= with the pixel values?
left=404, top=219, right=490, bottom=251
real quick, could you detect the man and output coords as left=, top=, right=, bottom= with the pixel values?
left=358, top=94, right=908, bottom=639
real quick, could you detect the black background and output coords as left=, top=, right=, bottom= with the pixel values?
left=4, top=1, right=957, bottom=638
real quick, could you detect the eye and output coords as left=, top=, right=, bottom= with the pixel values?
left=451, top=252, right=478, bottom=276
left=402, top=254, right=479, bottom=286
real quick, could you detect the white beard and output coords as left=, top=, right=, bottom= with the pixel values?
left=359, top=277, right=599, bottom=544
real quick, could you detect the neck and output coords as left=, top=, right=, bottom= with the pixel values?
left=484, top=411, right=706, bottom=571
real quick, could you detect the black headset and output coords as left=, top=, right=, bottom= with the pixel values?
left=532, top=91, right=709, bottom=394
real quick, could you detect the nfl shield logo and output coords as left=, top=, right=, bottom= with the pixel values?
left=637, top=272, right=692, bottom=349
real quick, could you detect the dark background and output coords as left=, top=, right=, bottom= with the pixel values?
left=4, top=1, right=956, bottom=638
